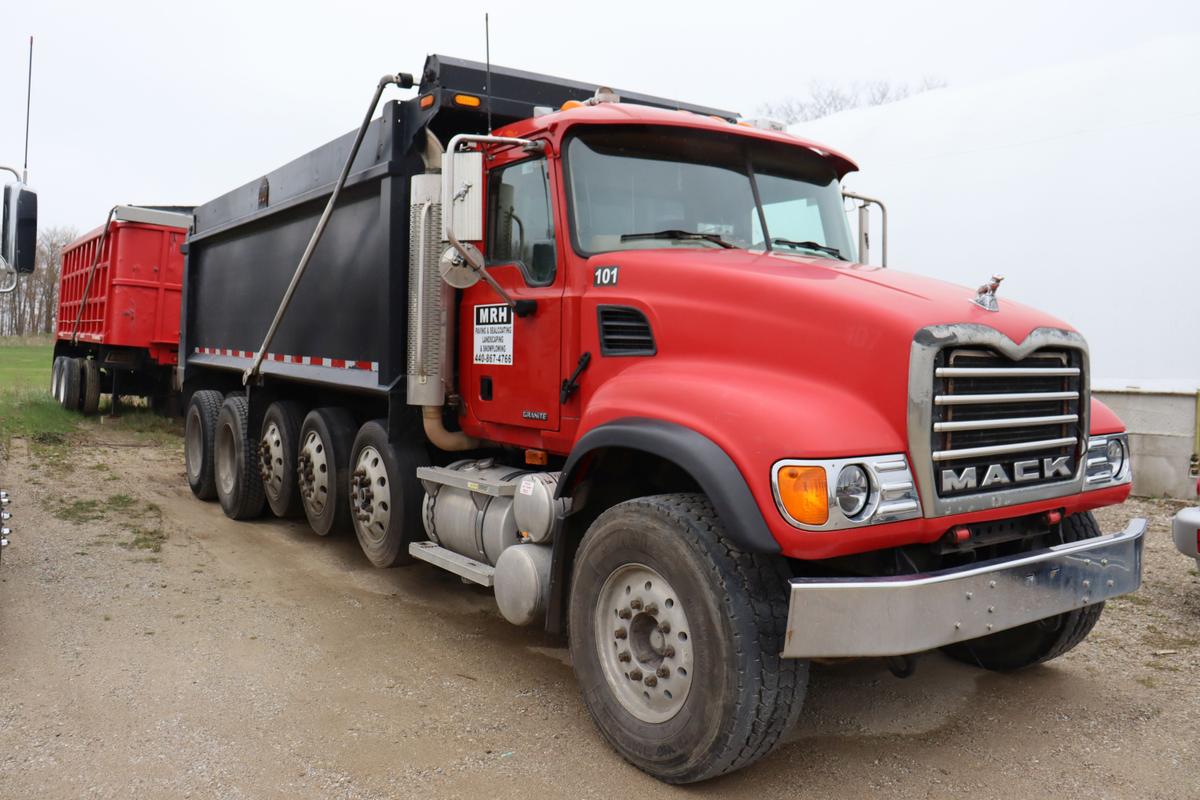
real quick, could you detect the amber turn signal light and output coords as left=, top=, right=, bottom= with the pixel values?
left=775, top=466, right=828, bottom=525
left=453, top=93, right=481, bottom=108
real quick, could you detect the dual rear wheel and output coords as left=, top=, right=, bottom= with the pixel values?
left=184, top=392, right=426, bottom=566
left=50, top=356, right=102, bottom=415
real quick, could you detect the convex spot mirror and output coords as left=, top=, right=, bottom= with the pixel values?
left=2, top=182, right=38, bottom=273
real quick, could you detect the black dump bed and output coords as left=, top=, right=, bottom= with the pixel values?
left=181, top=55, right=737, bottom=392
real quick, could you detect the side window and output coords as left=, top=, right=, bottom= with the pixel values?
left=486, top=158, right=557, bottom=285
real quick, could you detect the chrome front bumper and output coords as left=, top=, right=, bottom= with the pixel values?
left=782, top=518, right=1146, bottom=658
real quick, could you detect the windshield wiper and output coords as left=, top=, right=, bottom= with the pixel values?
left=771, top=238, right=845, bottom=260
left=620, top=229, right=735, bottom=249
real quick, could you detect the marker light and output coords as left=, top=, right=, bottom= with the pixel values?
left=775, top=466, right=828, bottom=525
left=419, top=94, right=435, bottom=109
left=560, top=100, right=584, bottom=111
left=454, top=94, right=481, bottom=108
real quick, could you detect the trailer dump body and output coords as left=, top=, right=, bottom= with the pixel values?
left=59, top=206, right=190, bottom=365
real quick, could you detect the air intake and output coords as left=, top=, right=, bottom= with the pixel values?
left=597, top=305, right=655, bottom=356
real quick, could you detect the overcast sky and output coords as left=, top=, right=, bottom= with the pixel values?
left=2, top=0, right=1197, bottom=233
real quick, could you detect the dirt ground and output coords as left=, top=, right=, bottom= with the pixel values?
left=0, top=426, right=1197, bottom=800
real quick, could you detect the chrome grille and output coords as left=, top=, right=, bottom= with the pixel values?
left=932, top=348, right=1085, bottom=497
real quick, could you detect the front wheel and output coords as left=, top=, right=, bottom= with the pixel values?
left=348, top=420, right=428, bottom=567
left=941, top=511, right=1107, bottom=671
left=568, top=493, right=807, bottom=784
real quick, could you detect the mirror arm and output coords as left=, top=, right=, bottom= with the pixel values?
left=0, top=256, right=16, bottom=295
left=843, top=190, right=888, bottom=267
left=0, top=166, right=19, bottom=182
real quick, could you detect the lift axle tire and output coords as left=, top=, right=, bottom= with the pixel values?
left=348, top=420, right=429, bottom=568
left=260, top=400, right=306, bottom=519
left=297, top=407, right=357, bottom=537
left=214, top=395, right=266, bottom=521
left=569, top=493, right=808, bottom=784
left=81, top=359, right=101, bottom=416
left=184, top=389, right=224, bottom=501
left=941, top=511, right=1106, bottom=671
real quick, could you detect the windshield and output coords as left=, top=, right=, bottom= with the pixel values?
left=565, top=125, right=855, bottom=259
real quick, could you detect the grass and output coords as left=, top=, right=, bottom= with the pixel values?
left=0, top=338, right=182, bottom=458
left=48, top=493, right=169, bottom=553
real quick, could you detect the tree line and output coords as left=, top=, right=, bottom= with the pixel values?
left=759, top=77, right=947, bottom=124
left=1, top=226, right=78, bottom=337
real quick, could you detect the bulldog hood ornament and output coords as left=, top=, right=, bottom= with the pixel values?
left=972, top=274, right=1004, bottom=312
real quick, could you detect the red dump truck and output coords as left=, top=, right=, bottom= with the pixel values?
left=50, top=205, right=191, bottom=414
left=177, top=56, right=1144, bottom=782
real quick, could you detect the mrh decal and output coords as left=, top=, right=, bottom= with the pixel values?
left=941, top=455, right=1072, bottom=494
left=473, top=304, right=513, bottom=365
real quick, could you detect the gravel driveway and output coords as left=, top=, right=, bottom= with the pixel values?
left=1, top=428, right=1197, bottom=799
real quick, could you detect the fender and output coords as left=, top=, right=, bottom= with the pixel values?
left=556, top=417, right=780, bottom=555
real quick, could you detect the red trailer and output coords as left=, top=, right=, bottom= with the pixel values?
left=50, top=205, right=192, bottom=415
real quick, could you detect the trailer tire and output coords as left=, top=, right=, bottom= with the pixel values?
left=260, top=400, right=305, bottom=519
left=297, top=407, right=357, bottom=536
left=214, top=395, right=266, bottom=520
left=185, top=390, right=223, bottom=501
left=50, top=356, right=65, bottom=399
left=941, top=511, right=1106, bottom=671
left=568, top=493, right=807, bottom=784
left=349, top=420, right=429, bottom=567
left=81, top=359, right=101, bottom=416
left=60, top=358, right=83, bottom=412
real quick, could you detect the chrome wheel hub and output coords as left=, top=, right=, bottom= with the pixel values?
left=595, top=563, right=694, bottom=723
left=258, top=421, right=286, bottom=502
left=350, top=446, right=390, bottom=543
left=297, top=430, right=330, bottom=516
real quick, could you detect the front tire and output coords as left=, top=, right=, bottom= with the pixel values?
left=568, top=493, right=807, bottom=784
left=941, top=511, right=1107, bottom=671
left=348, top=420, right=429, bottom=567
left=214, top=395, right=266, bottom=520
left=185, top=390, right=223, bottom=500
left=297, top=407, right=356, bottom=536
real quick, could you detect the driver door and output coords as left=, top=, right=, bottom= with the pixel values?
left=459, top=154, right=564, bottom=431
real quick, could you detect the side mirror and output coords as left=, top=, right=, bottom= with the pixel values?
left=442, top=151, right=483, bottom=242
left=843, top=191, right=887, bottom=267
left=2, top=182, right=38, bottom=273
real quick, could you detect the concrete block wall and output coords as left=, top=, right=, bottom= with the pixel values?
left=1094, top=388, right=1198, bottom=499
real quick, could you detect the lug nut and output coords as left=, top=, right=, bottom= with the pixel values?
left=617, top=608, right=632, bottom=620
left=657, top=665, right=670, bottom=678
left=644, top=603, right=658, bottom=616
left=630, top=598, right=643, bottom=610
left=628, top=669, right=643, bottom=681
left=663, top=645, right=675, bottom=658
left=658, top=621, right=671, bottom=634
left=614, top=627, right=627, bottom=640
left=644, top=675, right=657, bottom=687
left=618, top=650, right=631, bottom=663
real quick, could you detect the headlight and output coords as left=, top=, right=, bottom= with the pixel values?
left=835, top=465, right=870, bottom=517
left=1105, top=438, right=1125, bottom=477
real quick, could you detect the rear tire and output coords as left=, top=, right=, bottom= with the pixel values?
left=297, top=407, right=357, bottom=536
left=348, top=420, right=429, bottom=567
left=184, top=390, right=224, bottom=501
left=941, top=512, right=1107, bottom=671
left=568, top=493, right=807, bottom=784
left=214, top=395, right=266, bottom=520
left=81, top=359, right=101, bottom=416
left=59, top=357, right=82, bottom=412
left=50, top=356, right=65, bottom=399
left=259, top=400, right=305, bottom=519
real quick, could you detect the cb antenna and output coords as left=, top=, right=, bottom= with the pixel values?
left=485, top=13, right=492, bottom=134
left=23, top=36, right=32, bottom=182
